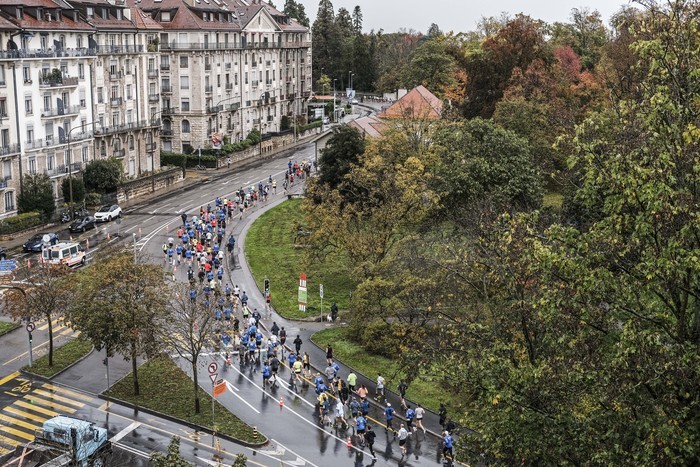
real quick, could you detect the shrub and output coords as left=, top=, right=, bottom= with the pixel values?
left=84, top=192, right=103, bottom=207
left=0, top=211, right=43, bottom=235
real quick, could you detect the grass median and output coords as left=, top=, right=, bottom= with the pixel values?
left=105, top=355, right=261, bottom=444
left=311, top=326, right=460, bottom=416
left=0, top=320, right=19, bottom=336
left=246, top=198, right=353, bottom=320
left=23, top=337, right=93, bottom=378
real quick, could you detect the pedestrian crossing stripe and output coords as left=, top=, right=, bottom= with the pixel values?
left=4, top=406, right=46, bottom=424
left=41, top=383, right=93, bottom=402
left=0, top=413, right=40, bottom=432
left=14, top=400, right=58, bottom=417
left=31, top=388, right=85, bottom=408
left=37, top=317, right=66, bottom=332
left=0, top=425, right=34, bottom=441
left=22, top=394, right=77, bottom=414
left=0, top=433, right=18, bottom=453
left=0, top=371, right=20, bottom=387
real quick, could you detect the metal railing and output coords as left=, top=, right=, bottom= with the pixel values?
left=160, top=41, right=311, bottom=51
left=95, top=44, right=144, bottom=54
left=205, top=85, right=213, bottom=93
left=147, top=69, right=159, bottom=78
left=94, top=120, right=149, bottom=136
left=148, top=94, right=159, bottom=103
left=160, top=63, right=170, bottom=71
left=160, top=129, right=173, bottom=136
left=0, top=48, right=96, bottom=59
left=109, top=72, right=122, bottom=81
left=0, top=144, right=20, bottom=156
left=162, top=85, right=172, bottom=93
left=110, top=97, right=123, bottom=107
left=146, top=142, right=157, bottom=151
left=113, top=149, right=125, bottom=158
left=225, top=83, right=233, bottom=90
left=39, top=76, right=79, bottom=88
left=41, top=105, right=81, bottom=118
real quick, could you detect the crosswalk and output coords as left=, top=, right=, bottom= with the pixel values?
left=0, top=373, right=94, bottom=456
left=2, top=317, right=80, bottom=368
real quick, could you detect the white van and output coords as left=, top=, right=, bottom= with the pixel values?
left=41, top=242, right=86, bottom=267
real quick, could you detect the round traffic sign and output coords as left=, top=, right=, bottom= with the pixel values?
left=42, top=235, right=50, bottom=243
left=26, top=322, right=35, bottom=332
left=208, top=362, right=218, bottom=374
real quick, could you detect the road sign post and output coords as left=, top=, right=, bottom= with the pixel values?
left=208, top=362, right=218, bottom=428
left=298, top=273, right=307, bottom=312
left=26, top=321, right=35, bottom=367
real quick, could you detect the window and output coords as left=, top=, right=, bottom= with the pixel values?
left=126, top=84, right=132, bottom=100
left=181, top=120, right=190, bottom=133
left=180, top=56, right=188, bottom=68
left=181, top=98, right=189, bottom=111
left=4, top=192, right=14, bottom=212
left=111, top=112, right=119, bottom=127
left=22, top=66, right=30, bottom=82
left=43, top=95, right=51, bottom=112
left=82, top=146, right=88, bottom=162
left=26, top=128, right=33, bottom=143
left=161, top=11, right=171, bottom=21
left=0, top=65, right=5, bottom=85
left=111, top=85, right=118, bottom=99
left=47, top=154, right=54, bottom=171
left=77, top=36, right=83, bottom=48
left=41, top=36, right=48, bottom=50
left=180, top=76, right=189, bottom=90
left=97, top=87, right=103, bottom=104
left=28, top=158, right=36, bottom=174
left=0, top=100, right=6, bottom=118
left=244, top=72, right=248, bottom=84
left=78, top=64, right=84, bottom=79
left=80, top=89, right=86, bottom=108
left=3, top=159, right=11, bottom=179
left=129, top=135, right=134, bottom=150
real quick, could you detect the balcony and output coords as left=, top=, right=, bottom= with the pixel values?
left=205, top=85, right=213, bottom=93
left=69, top=131, right=93, bottom=142
left=226, top=125, right=234, bottom=132
left=109, top=71, right=123, bottom=81
left=148, top=94, right=159, bottom=103
left=25, top=137, right=61, bottom=150
left=94, top=120, right=149, bottom=136
left=147, top=69, right=159, bottom=79
left=222, top=103, right=240, bottom=112
left=225, top=83, right=233, bottom=91
left=162, top=108, right=177, bottom=116
left=205, top=63, right=211, bottom=71
left=160, top=63, right=170, bottom=71
left=113, top=148, right=125, bottom=158
left=225, top=63, right=231, bottom=70
left=0, top=177, right=10, bottom=189
left=205, top=106, right=219, bottom=114
left=146, top=142, right=157, bottom=152
left=39, top=76, right=79, bottom=88
left=47, top=162, right=82, bottom=176
left=267, top=115, right=273, bottom=122
left=160, top=129, right=173, bottom=136
left=41, top=105, right=81, bottom=118
left=161, top=85, right=172, bottom=93
left=251, top=81, right=259, bottom=88
left=110, top=97, right=123, bottom=107
left=0, top=48, right=96, bottom=59
left=94, top=45, right=144, bottom=54
left=0, top=144, right=20, bottom=156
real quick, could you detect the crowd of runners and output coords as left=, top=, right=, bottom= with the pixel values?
left=167, top=164, right=457, bottom=465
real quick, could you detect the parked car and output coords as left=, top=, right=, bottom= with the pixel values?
left=94, top=204, right=122, bottom=222
left=69, top=216, right=96, bottom=233
left=23, top=232, right=59, bottom=252
left=0, top=246, right=6, bottom=260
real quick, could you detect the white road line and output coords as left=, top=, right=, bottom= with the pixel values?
left=123, top=225, right=138, bottom=233
left=224, top=380, right=260, bottom=413
left=110, top=421, right=141, bottom=443
left=114, top=441, right=150, bottom=459
left=273, top=439, right=320, bottom=467
left=143, top=215, right=155, bottom=223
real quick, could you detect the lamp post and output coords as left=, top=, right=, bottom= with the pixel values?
left=258, top=91, right=266, bottom=157
left=332, top=79, right=337, bottom=123
left=348, top=70, right=352, bottom=94
left=350, top=72, right=355, bottom=91
left=67, top=122, right=96, bottom=220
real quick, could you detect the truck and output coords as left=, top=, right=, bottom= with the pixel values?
left=1, top=415, right=111, bottom=466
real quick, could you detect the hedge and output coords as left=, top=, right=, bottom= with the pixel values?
left=160, top=152, right=218, bottom=168
left=297, top=121, right=322, bottom=133
left=0, top=211, right=43, bottom=235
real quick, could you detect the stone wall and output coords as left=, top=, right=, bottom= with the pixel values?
left=116, top=167, right=185, bottom=205
left=216, top=127, right=321, bottom=168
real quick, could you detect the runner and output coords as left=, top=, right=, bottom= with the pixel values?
left=364, top=425, right=377, bottom=460
left=376, top=373, right=385, bottom=403
left=415, top=404, right=426, bottom=433
left=397, top=424, right=409, bottom=456
left=384, top=402, right=395, bottom=433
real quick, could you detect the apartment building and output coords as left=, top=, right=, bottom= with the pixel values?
left=137, top=0, right=311, bottom=153
left=0, top=0, right=96, bottom=219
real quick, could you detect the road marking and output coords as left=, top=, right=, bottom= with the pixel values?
left=15, top=400, right=57, bottom=417
left=224, top=381, right=259, bottom=413
left=2, top=331, right=78, bottom=366
left=272, top=440, right=318, bottom=467
left=114, top=441, right=150, bottom=459
left=0, top=413, right=38, bottom=432
left=32, top=388, right=85, bottom=407
left=4, top=406, right=47, bottom=424
left=23, top=394, right=76, bottom=414
left=0, top=372, right=20, bottom=386
left=124, top=225, right=138, bottom=233
left=0, top=425, right=33, bottom=441
left=41, top=383, right=94, bottom=402
left=111, top=421, right=141, bottom=443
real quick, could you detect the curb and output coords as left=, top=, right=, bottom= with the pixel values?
left=98, top=393, right=269, bottom=448
left=21, top=344, right=95, bottom=381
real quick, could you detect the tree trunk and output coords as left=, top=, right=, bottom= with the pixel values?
left=132, top=345, right=139, bottom=396
left=193, top=362, right=200, bottom=414
left=47, top=316, right=54, bottom=367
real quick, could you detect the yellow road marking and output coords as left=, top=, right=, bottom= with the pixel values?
left=0, top=433, right=20, bottom=448
left=0, top=445, right=9, bottom=455
left=37, top=317, right=64, bottom=332
left=15, top=400, right=58, bottom=417
left=31, top=389, right=85, bottom=408
left=0, top=371, right=20, bottom=387
left=4, top=406, right=47, bottom=424
left=23, top=395, right=76, bottom=414
left=0, top=413, right=40, bottom=432
left=0, top=425, right=34, bottom=441
left=41, top=383, right=94, bottom=402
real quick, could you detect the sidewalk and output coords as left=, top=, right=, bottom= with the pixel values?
left=227, top=187, right=451, bottom=440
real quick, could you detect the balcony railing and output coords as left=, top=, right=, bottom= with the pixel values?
left=0, top=48, right=96, bottom=59
left=159, top=41, right=311, bottom=51
left=160, top=129, right=173, bottom=136
left=110, top=97, right=123, bottom=107
left=146, top=142, right=157, bottom=151
left=41, top=105, right=81, bottom=118
left=205, top=64, right=211, bottom=71
left=0, top=144, right=20, bottom=156
left=94, top=44, right=144, bottom=54
left=147, top=69, right=159, bottom=78
left=148, top=94, right=159, bottom=103
left=109, top=72, right=122, bottom=81
left=161, top=85, right=172, bottom=93
left=251, top=81, right=259, bottom=88
left=162, top=108, right=177, bottom=116
left=160, top=63, right=170, bottom=71
left=205, top=85, right=213, bottom=93
left=69, top=131, right=93, bottom=142
left=94, top=120, right=149, bottom=136
left=0, top=177, right=9, bottom=189
left=47, top=162, right=82, bottom=176
left=25, top=137, right=62, bottom=150
left=113, top=148, right=125, bottom=158
left=225, top=83, right=233, bottom=90
left=39, top=76, right=79, bottom=88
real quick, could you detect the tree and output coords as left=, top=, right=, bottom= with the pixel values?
left=4, top=264, right=71, bottom=368
left=156, top=283, right=216, bottom=414
left=18, top=173, right=55, bottom=217
left=61, top=177, right=86, bottom=204
left=83, top=158, right=122, bottom=194
left=315, top=125, right=365, bottom=189
left=351, top=6, right=362, bottom=34
left=67, top=253, right=166, bottom=396
left=403, top=37, right=456, bottom=96
left=150, top=437, right=192, bottom=467
left=283, top=0, right=309, bottom=27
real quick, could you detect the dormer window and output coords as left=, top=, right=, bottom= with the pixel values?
left=16, top=7, right=22, bottom=19
left=161, top=11, right=171, bottom=21
left=86, top=7, right=93, bottom=17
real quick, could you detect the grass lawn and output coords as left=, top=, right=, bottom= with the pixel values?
left=246, top=198, right=353, bottom=319
left=23, top=337, right=93, bottom=378
left=105, top=355, right=261, bottom=444
left=0, top=321, right=19, bottom=336
left=311, top=327, right=460, bottom=416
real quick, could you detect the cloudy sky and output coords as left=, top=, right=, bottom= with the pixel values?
left=295, top=0, right=632, bottom=33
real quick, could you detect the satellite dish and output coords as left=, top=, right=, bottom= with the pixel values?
left=42, top=234, right=51, bottom=243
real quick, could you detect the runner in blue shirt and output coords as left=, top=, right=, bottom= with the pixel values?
left=405, top=405, right=416, bottom=432
left=442, top=431, right=454, bottom=461
left=356, top=415, right=367, bottom=446
left=262, top=362, right=271, bottom=386
left=384, top=403, right=395, bottom=433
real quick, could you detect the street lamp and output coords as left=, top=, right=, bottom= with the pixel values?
left=332, top=79, right=337, bottom=122
left=348, top=70, right=352, bottom=93
left=350, top=72, right=355, bottom=91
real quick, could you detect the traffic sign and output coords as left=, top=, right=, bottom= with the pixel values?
left=209, top=373, right=218, bottom=384
left=0, top=260, right=18, bottom=271
left=26, top=322, right=35, bottom=333
left=213, top=379, right=226, bottom=398
left=208, top=362, right=218, bottom=374
left=319, top=284, right=324, bottom=299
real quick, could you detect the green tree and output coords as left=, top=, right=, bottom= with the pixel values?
left=61, top=177, right=86, bottom=204
left=351, top=6, right=362, bottom=35
left=283, top=0, right=309, bottom=27
left=403, top=37, right=456, bottom=96
left=156, top=283, right=216, bottom=414
left=150, top=437, right=192, bottom=467
left=83, top=158, right=122, bottom=193
left=67, top=253, right=166, bottom=396
left=311, top=0, right=341, bottom=87
left=18, top=173, right=55, bottom=217
left=315, top=125, right=365, bottom=189
left=4, top=265, right=71, bottom=368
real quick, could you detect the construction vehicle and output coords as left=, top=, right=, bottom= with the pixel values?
left=1, top=415, right=111, bottom=466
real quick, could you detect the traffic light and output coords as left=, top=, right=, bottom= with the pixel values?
left=103, top=358, right=108, bottom=366
left=264, top=278, right=270, bottom=292
left=28, top=332, right=32, bottom=343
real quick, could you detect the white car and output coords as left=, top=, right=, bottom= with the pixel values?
left=94, top=204, right=122, bottom=222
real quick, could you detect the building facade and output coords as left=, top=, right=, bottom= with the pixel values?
left=0, top=0, right=309, bottom=219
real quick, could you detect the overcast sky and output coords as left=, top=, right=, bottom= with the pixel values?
left=295, top=0, right=632, bottom=33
